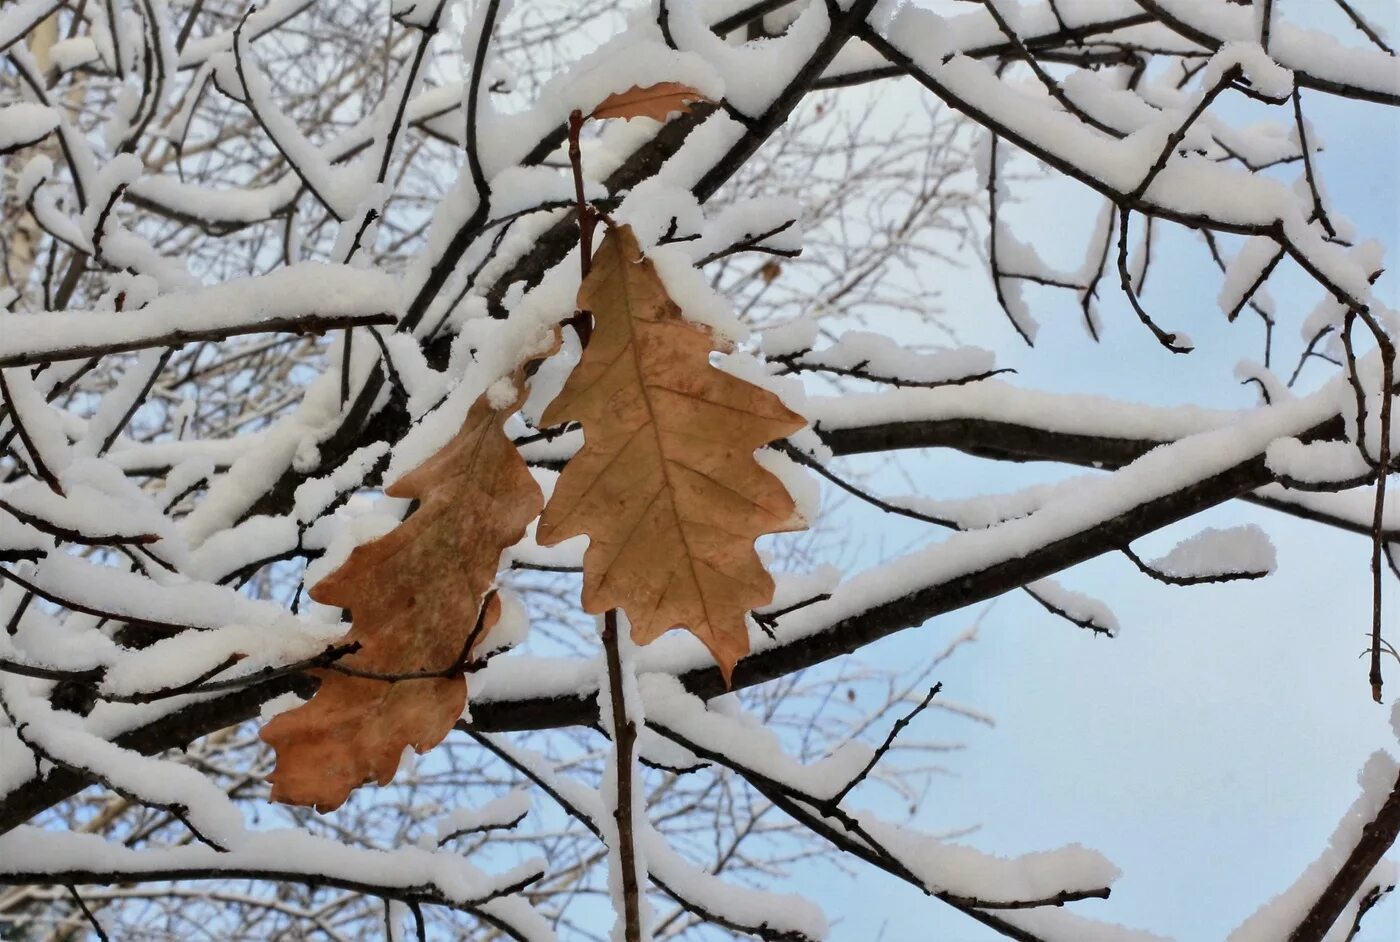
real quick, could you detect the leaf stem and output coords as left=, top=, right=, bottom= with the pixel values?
left=573, top=109, right=642, bottom=942
left=566, top=109, right=596, bottom=347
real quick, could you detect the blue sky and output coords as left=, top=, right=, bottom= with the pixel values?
left=791, top=2, right=1400, bottom=939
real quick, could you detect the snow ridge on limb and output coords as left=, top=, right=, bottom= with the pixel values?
left=0, top=264, right=398, bottom=369
left=456, top=364, right=1353, bottom=728
left=0, top=825, right=544, bottom=913
left=470, top=731, right=829, bottom=941
left=3, top=0, right=1400, bottom=937
left=1229, top=704, right=1400, bottom=941
left=639, top=673, right=1136, bottom=940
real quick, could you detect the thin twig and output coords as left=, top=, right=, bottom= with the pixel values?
left=830, top=684, right=941, bottom=805
left=65, top=884, right=110, bottom=942
left=602, top=610, right=643, bottom=942
left=1369, top=344, right=1394, bottom=702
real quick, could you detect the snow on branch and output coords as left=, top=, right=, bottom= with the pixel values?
left=470, top=731, right=827, bottom=941
left=1126, top=524, right=1277, bottom=586
left=641, top=673, right=1123, bottom=937
left=0, top=264, right=398, bottom=368
left=0, top=103, right=57, bottom=155
left=0, top=826, right=544, bottom=914
left=1231, top=709, right=1400, bottom=941
left=2, top=0, right=1399, bottom=937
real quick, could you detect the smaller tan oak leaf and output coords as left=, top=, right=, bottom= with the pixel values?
left=588, top=82, right=710, bottom=123
left=536, top=225, right=806, bottom=682
left=260, top=386, right=542, bottom=812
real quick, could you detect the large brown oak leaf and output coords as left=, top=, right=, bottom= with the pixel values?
left=260, top=390, right=541, bottom=811
left=536, top=225, right=805, bottom=681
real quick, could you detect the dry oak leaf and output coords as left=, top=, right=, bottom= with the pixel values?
left=589, top=82, right=710, bottom=122
left=260, top=389, right=541, bottom=812
left=536, top=225, right=805, bottom=681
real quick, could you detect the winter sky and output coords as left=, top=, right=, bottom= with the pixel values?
left=794, top=1, right=1400, bottom=938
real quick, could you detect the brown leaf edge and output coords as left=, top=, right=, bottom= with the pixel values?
left=259, top=383, right=541, bottom=811
left=588, top=82, right=711, bottom=123
left=536, top=225, right=806, bottom=683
